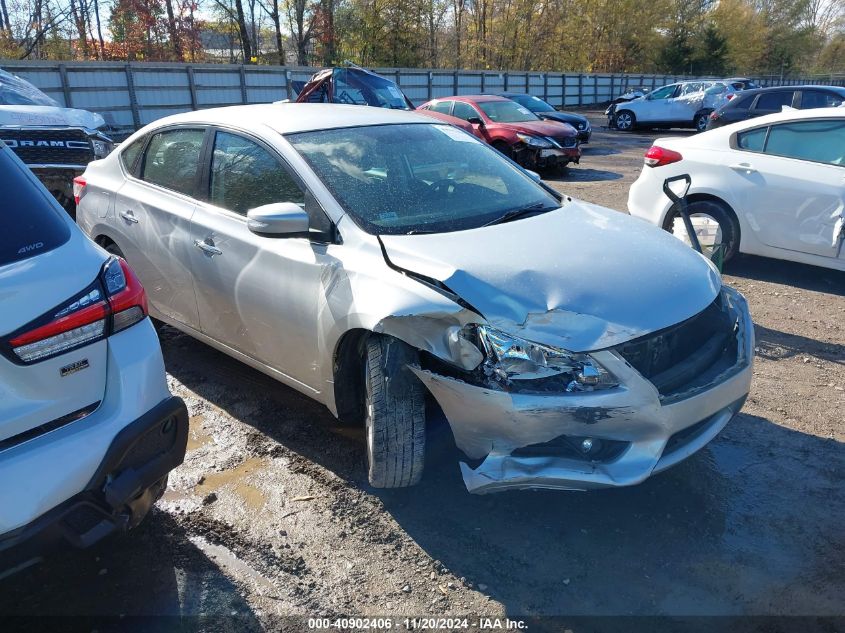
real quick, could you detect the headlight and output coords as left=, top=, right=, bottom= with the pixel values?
left=474, top=325, right=618, bottom=392
left=92, top=139, right=114, bottom=158
left=516, top=133, right=555, bottom=149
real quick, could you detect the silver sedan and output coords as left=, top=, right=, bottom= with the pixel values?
left=76, top=104, right=753, bottom=493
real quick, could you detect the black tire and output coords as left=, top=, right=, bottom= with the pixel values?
left=364, top=335, right=426, bottom=488
left=492, top=141, right=513, bottom=159
left=614, top=109, right=636, bottom=131
left=694, top=112, right=710, bottom=133
left=662, top=199, right=740, bottom=262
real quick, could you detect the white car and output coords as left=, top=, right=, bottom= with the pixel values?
left=612, top=80, right=729, bottom=133
left=0, top=143, right=187, bottom=577
left=77, top=103, right=752, bottom=494
left=628, top=108, right=845, bottom=271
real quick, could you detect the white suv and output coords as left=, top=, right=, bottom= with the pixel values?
left=611, top=80, right=730, bottom=132
left=0, top=143, right=187, bottom=577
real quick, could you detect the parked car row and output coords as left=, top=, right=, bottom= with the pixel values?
left=21, top=72, right=845, bottom=578
left=607, top=76, right=844, bottom=135
left=291, top=65, right=587, bottom=172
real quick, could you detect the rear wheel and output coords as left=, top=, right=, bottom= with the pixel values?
left=614, top=110, right=636, bottom=131
left=662, top=199, right=740, bottom=262
left=694, top=112, right=710, bottom=133
left=364, top=335, right=426, bottom=488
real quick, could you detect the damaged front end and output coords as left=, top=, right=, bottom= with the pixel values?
left=410, top=287, right=753, bottom=494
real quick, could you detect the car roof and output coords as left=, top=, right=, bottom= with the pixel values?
left=739, top=85, right=845, bottom=95
left=145, top=103, right=435, bottom=135
left=713, top=105, right=845, bottom=132
left=448, top=95, right=511, bottom=103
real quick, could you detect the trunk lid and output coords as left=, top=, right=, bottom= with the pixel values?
left=0, top=186, right=109, bottom=447
left=380, top=199, right=721, bottom=352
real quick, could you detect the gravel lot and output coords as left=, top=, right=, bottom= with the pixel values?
left=3, top=111, right=843, bottom=631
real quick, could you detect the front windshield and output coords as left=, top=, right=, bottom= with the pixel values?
left=513, top=95, right=555, bottom=113
left=0, top=69, right=59, bottom=107
left=478, top=100, right=540, bottom=123
left=287, top=123, right=559, bottom=235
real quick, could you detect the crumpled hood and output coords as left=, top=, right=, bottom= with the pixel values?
left=380, top=200, right=722, bottom=352
left=505, top=119, right=576, bottom=137
left=0, top=105, right=105, bottom=130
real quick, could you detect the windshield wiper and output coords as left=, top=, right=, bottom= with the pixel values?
left=481, top=202, right=557, bottom=227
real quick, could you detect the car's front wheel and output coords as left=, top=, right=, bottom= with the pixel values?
left=614, top=110, right=636, bottom=131
left=662, top=199, right=740, bottom=263
left=364, top=335, right=426, bottom=488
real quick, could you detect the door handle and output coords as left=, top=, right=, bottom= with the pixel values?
left=729, top=163, right=757, bottom=173
left=119, top=210, right=139, bottom=223
left=194, top=239, right=222, bottom=256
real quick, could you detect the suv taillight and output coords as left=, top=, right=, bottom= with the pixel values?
left=73, top=176, right=86, bottom=205
left=644, top=145, right=683, bottom=167
left=6, top=257, right=148, bottom=363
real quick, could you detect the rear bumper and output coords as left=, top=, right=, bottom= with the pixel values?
left=0, top=396, right=187, bottom=577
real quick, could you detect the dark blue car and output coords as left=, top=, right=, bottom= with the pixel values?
left=498, top=93, right=592, bottom=143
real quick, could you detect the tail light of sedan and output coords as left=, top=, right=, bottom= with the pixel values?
left=6, top=258, right=148, bottom=364
left=644, top=146, right=683, bottom=168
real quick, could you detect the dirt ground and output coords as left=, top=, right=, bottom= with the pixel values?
left=2, top=111, right=844, bottom=632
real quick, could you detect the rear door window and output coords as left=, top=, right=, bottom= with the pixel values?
left=141, top=128, right=205, bottom=196
left=754, top=91, right=794, bottom=112
left=736, top=127, right=768, bottom=152
left=427, top=101, right=453, bottom=115
left=0, top=148, right=70, bottom=266
left=731, top=94, right=754, bottom=110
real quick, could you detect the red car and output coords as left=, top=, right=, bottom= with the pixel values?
left=419, top=95, right=581, bottom=170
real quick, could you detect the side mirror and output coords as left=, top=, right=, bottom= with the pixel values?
left=524, top=169, right=542, bottom=183
left=247, top=202, right=309, bottom=236
left=467, top=116, right=484, bottom=126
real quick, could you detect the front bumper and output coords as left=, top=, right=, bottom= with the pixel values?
left=0, top=396, right=188, bottom=576
left=516, top=145, right=581, bottom=169
left=413, top=288, right=754, bottom=493
left=576, top=128, right=591, bottom=143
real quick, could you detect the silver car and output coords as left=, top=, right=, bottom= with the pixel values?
left=76, top=104, right=753, bottom=493
left=612, top=80, right=730, bottom=132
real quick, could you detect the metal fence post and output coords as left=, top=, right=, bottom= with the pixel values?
left=285, top=69, right=293, bottom=100
left=187, top=66, right=198, bottom=110
left=609, top=74, right=614, bottom=100
left=480, top=72, right=486, bottom=93
left=543, top=73, right=548, bottom=101
left=503, top=72, right=509, bottom=91
left=577, top=74, right=583, bottom=106
left=58, top=64, right=72, bottom=108
left=124, top=64, right=141, bottom=130
left=453, top=70, right=459, bottom=95
left=427, top=72, right=433, bottom=100
left=239, top=65, right=248, bottom=103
